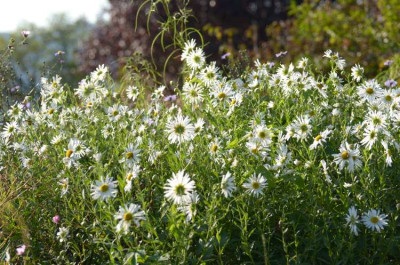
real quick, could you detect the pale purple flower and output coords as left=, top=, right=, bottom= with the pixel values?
left=385, top=79, right=397, bottom=88
left=384, top=60, right=393, bottom=66
left=221, top=52, right=231, bottom=60
left=267, top=62, right=275, bottom=68
left=275, top=51, right=288, bottom=58
left=23, top=102, right=31, bottom=110
left=52, top=215, right=61, bottom=224
left=10, top=86, right=20, bottom=93
left=164, top=95, right=177, bottom=102
left=16, top=245, right=26, bottom=256
left=54, top=51, right=65, bottom=57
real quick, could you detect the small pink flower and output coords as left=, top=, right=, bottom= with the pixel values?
left=16, top=244, right=26, bottom=256
left=21, top=30, right=30, bottom=38
left=52, top=215, right=61, bottom=224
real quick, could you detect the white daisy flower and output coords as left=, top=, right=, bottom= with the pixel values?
left=381, top=140, right=393, bottom=167
left=107, top=104, right=127, bottom=122
left=186, top=47, right=205, bottom=69
left=320, top=160, right=332, bottom=183
left=310, top=129, right=332, bottom=150
left=209, top=138, right=222, bottom=156
left=119, top=143, right=141, bottom=167
left=51, top=134, right=64, bottom=145
left=201, top=62, right=220, bottom=87
left=242, top=173, right=267, bottom=197
left=75, top=79, right=100, bottom=103
left=210, top=84, right=234, bottom=107
left=253, top=125, right=273, bottom=146
left=357, top=80, right=382, bottom=103
left=102, top=124, right=115, bottom=139
left=181, top=39, right=197, bottom=61
left=361, top=209, right=388, bottom=232
left=115, top=203, right=146, bottom=234
left=57, top=227, right=69, bottom=243
left=246, top=138, right=268, bottom=158
left=194, top=118, right=205, bottom=134
left=7, top=103, right=24, bottom=120
left=1, top=121, right=18, bottom=139
left=65, top=138, right=87, bottom=160
left=177, top=191, right=199, bottom=222
left=221, top=172, right=236, bottom=198
left=165, top=113, right=195, bottom=144
left=90, top=64, right=108, bottom=83
left=351, top=64, right=364, bottom=82
left=91, top=176, right=118, bottom=201
left=183, top=82, right=204, bottom=106
left=366, top=111, right=387, bottom=130
left=313, top=81, right=328, bottom=98
left=126, top=86, right=139, bottom=101
left=297, top=57, right=308, bottom=69
left=332, top=142, right=362, bottom=172
left=58, top=178, right=69, bottom=197
left=273, top=144, right=292, bottom=170
left=124, top=165, right=141, bottom=192
left=345, top=206, right=359, bottom=236
left=164, top=170, right=195, bottom=205
left=360, top=126, right=378, bottom=150
left=381, top=90, right=395, bottom=106
left=292, top=115, right=312, bottom=141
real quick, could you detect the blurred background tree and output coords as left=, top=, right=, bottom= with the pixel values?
left=10, top=15, right=90, bottom=90
left=266, top=0, right=400, bottom=76
left=79, top=0, right=399, bottom=80
left=78, top=0, right=295, bottom=80
left=0, top=14, right=91, bottom=111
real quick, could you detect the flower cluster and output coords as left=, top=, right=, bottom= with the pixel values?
left=1, top=41, right=398, bottom=263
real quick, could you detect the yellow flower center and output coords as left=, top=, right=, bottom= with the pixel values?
left=372, top=118, right=381, bottom=125
left=211, top=144, right=218, bottom=153
left=112, top=110, right=119, bottom=116
left=123, top=212, right=133, bottom=221
left=99, top=184, right=109, bottom=192
left=315, top=135, right=322, bottom=141
left=126, top=152, right=134, bottom=159
left=66, top=149, right=73, bottom=158
left=48, top=108, right=54, bottom=114
left=190, top=90, right=198, bottom=97
left=126, top=173, right=133, bottom=181
left=370, top=131, right=376, bottom=138
left=174, top=184, right=185, bottom=196
left=252, top=182, right=260, bottom=189
left=366, top=87, right=374, bottom=95
left=300, top=124, right=308, bottom=132
left=174, top=124, right=185, bottom=134
left=258, top=131, right=266, bottom=139
left=230, top=99, right=237, bottom=105
left=341, top=151, right=349, bottom=160
left=385, top=95, right=392, bottom=102
left=193, top=55, right=201, bottom=63
left=206, top=72, right=215, bottom=79
left=370, top=216, right=379, bottom=224
left=218, top=92, right=226, bottom=99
